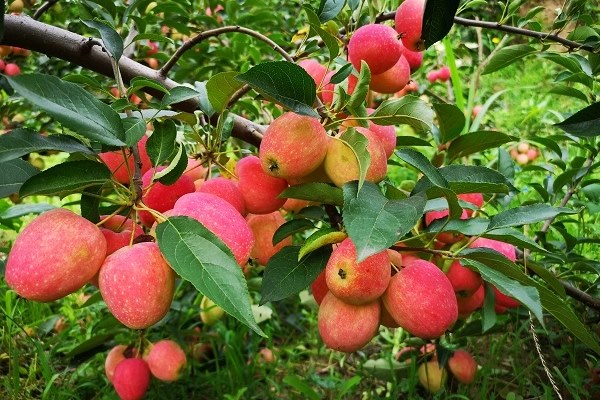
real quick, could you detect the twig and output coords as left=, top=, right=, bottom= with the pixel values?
left=32, top=0, right=59, bottom=20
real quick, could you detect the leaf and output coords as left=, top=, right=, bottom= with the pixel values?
left=0, top=128, right=93, bottom=163
left=422, top=0, right=460, bottom=48
left=470, top=90, right=508, bottom=132
left=80, top=185, right=102, bottom=223
left=261, top=245, right=331, bottom=304
left=122, top=117, right=147, bottom=147
left=129, top=77, right=169, bottom=95
left=487, top=204, right=577, bottom=230
left=434, top=102, right=465, bottom=143
left=298, top=228, right=346, bottom=260
left=0, top=203, right=55, bottom=220
left=146, top=120, right=177, bottom=167
left=343, top=182, right=426, bottom=261
left=156, top=217, right=265, bottom=337
left=548, top=85, right=589, bottom=102
left=394, top=148, right=448, bottom=188
left=427, top=217, right=489, bottom=237
left=317, top=0, right=345, bottom=23
left=482, top=45, right=538, bottom=75
left=283, top=375, right=321, bottom=400
left=338, top=129, right=370, bottom=191
left=447, top=131, right=515, bottom=161
left=396, top=136, right=432, bottom=147
left=369, top=96, right=434, bottom=133
left=303, top=5, right=340, bottom=62
left=236, top=61, right=318, bottom=117
left=206, top=72, right=244, bottom=113
left=554, top=102, right=600, bottom=137
left=7, top=74, right=126, bottom=146
left=329, top=63, right=353, bottom=84
left=82, top=19, right=123, bottom=61
left=161, top=86, right=201, bottom=107
left=155, top=145, right=188, bottom=185
left=347, top=61, right=370, bottom=110
left=279, top=182, right=343, bottom=206
left=413, top=165, right=514, bottom=195
left=483, top=228, right=549, bottom=253
left=272, top=218, right=315, bottom=245
left=19, top=160, right=111, bottom=198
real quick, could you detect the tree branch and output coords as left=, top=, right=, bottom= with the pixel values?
left=32, top=0, right=59, bottom=20
left=0, top=14, right=264, bottom=147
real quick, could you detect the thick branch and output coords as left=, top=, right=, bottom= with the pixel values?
left=1, top=15, right=264, bottom=147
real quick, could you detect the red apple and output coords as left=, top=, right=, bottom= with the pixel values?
left=144, top=340, right=187, bottom=382
left=437, top=66, right=451, bottom=81
left=448, top=349, right=477, bottom=384
left=112, top=358, right=151, bottom=400
left=105, top=345, right=139, bottom=383
left=370, top=55, right=411, bottom=94
left=246, top=211, right=292, bottom=266
left=298, top=59, right=328, bottom=91
left=198, top=177, right=246, bottom=216
left=395, top=0, right=426, bottom=52
left=311, top=271, right=328, bottom=305
left=4, top=63, right=21, bottom=76
left=457, top=284, right=485, bottom=318
left=236, top=156, right=288, bottom=214
left=348, top=24, right=403, bottom=74
left=100, top=215, right=144, bottom=256
left=99, top=135, right=152, bottom=185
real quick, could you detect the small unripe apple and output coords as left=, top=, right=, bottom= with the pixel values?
left=395, top=0, right=426, bottom=52
left=448, top=349, right=477, bottom=384
left=4, top=63, right=21, bottom=76
left=200, top=295, right=225, bottom=326
left=348, top=24, right=403, bottom=74
left=112, top=358, right=151, bottom=400
left=144, top=340, right=187, bottom=382
left=418, top=361, right=447, bottom=394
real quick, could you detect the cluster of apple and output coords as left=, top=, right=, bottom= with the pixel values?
left=105, top=339, right=187, bottom=400
left=511, top=141, right=539, bottom=165
left=0, top=45, right=28, bottom=77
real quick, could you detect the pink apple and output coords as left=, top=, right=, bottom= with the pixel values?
left=4, top=63, right=21, bottom=76
left=198, top=177, right=246, bottom=216
left=446, top=260, right=483, bottom=296
left=246, top=211, right=292, bottom=266
left=448, top=349, right=477, bottom=384
left=236, top=156, right=288, bottom=214
left=144, top=340, right=187, bottom=382
left=348, top=24, right=403, bottom=74
left=370, top=55, right=411, bottom=94
left=99, top=135, right=152, bottom=185
left=112, top=358, right=151, bottom=400
left=395, top=0, right=426, bottom=52
left=437, top=66, right=451, bottom=81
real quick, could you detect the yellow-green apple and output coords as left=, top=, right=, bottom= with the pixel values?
left=325, top=238, right=390, bottom=305
left=246, top=211, right=292, bottom=266
left=445, top=260, right=482, bottom=296
left=418, top=360, right=447, bottom=394
left=4, top=63, right=21, bottom=76
left=5, top=209, right=107, bottom=302
left=198, top=177, right=246, bottom=216
left=311, top=270, right=328, bottom=305
left=382, top=259, right=458, bottom=339
left=112, top=358, right=151, bottom=400
left=395, top=0, right=426, bottom=52
left=259, top=112, right=329, bottom=180
left=324, top=128, right=387, bottom=187
left=457, top=284, right=484, bottom=318
left=144, top=340, right=187, bottom=382
left=448, top=349, right=477, bottom=384
left=105, top=345, right=139, bottom=383
left=236, top=156, right=288, bottom=214
left=348, top=24, right=402, bottom=74
left=99, top=242, right=175, bottom=329
left=318, top=291, right=380, bottom=352
left=200, top=295, right=225, bottom=326
left=171, top=192, right=254, bottom=266
left=370, top=55, right=411, bottom=94
left=99, top=135, right=152, bottom=185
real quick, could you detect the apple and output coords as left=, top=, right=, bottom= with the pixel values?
left=370, top=55, right=411, bottom=94
left=425, top=209, right=469, bottom=244
left=171, top=192, right=254, bottom=266
left=382, top=259, right=458, bottom=339
left=4, top=63, right=21, bottom=76
left=516, top=153, right=529, bottom=165
left=311, top=270, right=328, bottom=305
left=183, top=158, right=207, bottom=182
left=8, top=0, right=24, bottom=13
left=445, top=260, right=482, bottom=296
left=318, top=291, right=380, bottom=352
left=0, top=59, right=5, bottom=72
left=5, top=209, right=107, bottom=302
left=379, top=300, right=400, bottom=328
left=448, top=349, right=477, bottom=384
left=517, top=142, right=530, bottom=153
left=144, top=340, right=187, bottom=382
left=200, top=295, right=225, bottom=326
left=12, top=47, right=30, bottom=57
left=457, top=284, right=485, bottom=318
left=395, top=0, right=426, bottom=52
left=469, top=237, right=516, bottom=262
left=472, top=105, right=483, bottom=118
left=99, top=135, right=152, bottom=185
left=527, top=148, right=539, bottom=161
left=100, top=214, right=144, bottom=256
left=146, top=41, right=159, bottom=55
left=259, top=348, right=276, bottom=363
left=282, top=197, right=313, bottom=213
left=493, top=286, right=520, bottom=309
left=348, top=24, right=402, bottom=74
left=298, top=59, right=328, bottom=93
left=112, top=358, right=151, bottom=400
left=403, top=47, right=424, bottom=72
left=99, top=242, right=176, bottom=329
left=198, top=177, right=246, bottom=216
left=325, top=238, right=390, bottom=305
left=105, top=345, right=139, bottom=383
left=246, top=211, right=292, bottom=266
left=427, top=70, right=439, bottom=83
left=0, top=46, right=12, bottom=57
left=437, top=66, right=451, bottom=81
left=236, top=156, right=288, bottom=214
left=418, top=360, right=447, bottom=394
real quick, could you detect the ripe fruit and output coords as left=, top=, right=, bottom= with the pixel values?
left=324, top=128, right=388, bottom=188
left=99, top=242, right=176, bottom=329
left=146, top=41, right=159, bottom=55
left=99, top=215, right=144, bottom=256
left=437, top=66, right=451, bottom=81
left=198, top=177, right=246, bottom=216
left=298, top=59, right=328, bottom=91
left=395, top=0, right=426, bottom=51
left=282, top=197, right=312, bottom=213
left=403, top=47, right=424, bottom=72
left=105, top=345, right=139, bottom=383
left=0, top=59, right=5, bottom=72
left=445, top=260, right=482, bottom=296
left=380, top=300, right=400, bottom=328
left=457, top=285, right=485, bottom=317
left=6, top=209, right=107, bottom=302
left=311, top=271, right=328, bottom=305
left=459, top=193, right=484, bottom=216
left=236, top=156, right=288, bottom=214
left=183, top=158, right=207, bottom=182
left=200, top=295, right=225, bottom=325
left=369, top=55, right=411, bottom=94
left=427, top=70, right=439, bottom=83
left=4, top=63, right=21, bottom=76
left=171, top=192, right=254, bottom=266
left=365, top=109, right=397, bottom=158
left=493, top=286, right=520, bottom=309
left=246, top=211, right=292, bottom=266
left=382, top=259, right=457, bottom=339
left=469, top=237, right=516, bottom=262
left=259, top=112, right=329, bottom=180
left=318, top=292, right=380, bottom=352
left=99, top=135, right=152, bottom=185
left=527, top=148, right=539, bottom=161
left=325, top=238, right=390, bottom=305
left=516, top=153, right=529, bottom=165
left=145, top=340, right=187, bottom=382
left=418, top=360, right=447, bottom=394
left=448, top=349, right=478, bottom=384
left=348, top=24, right=403, bottom=74
left=472, top=104, right=483, bottom=118
left=259, top=348, right=276, bottom=363
left=112, top=358, right=151, bottom=400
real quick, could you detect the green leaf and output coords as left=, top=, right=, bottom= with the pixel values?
left=482, top=45, right=538, bottom=75
left=343, top=182, right=426, bottom=262
left=487, top=204, right=577, bottom=230
left=0, top=203, right=56, bottom=220
left=236, top=61, right=318, bottom=117
left=317, top=0, right=345, bottom=23
left=0, top=128, right=93, bottom=163
left=19, top=160, right=111, bottom=198
left=548, top=85, right=589, bottom=102
left=446, top=131, right=515, bottom=161
left=329, top=63, right=353, bottom=84
left=129, top=77, right=169, bottom=96
left=272, top=218, right=315, bottom=245
left=206, top=72, right=244, bottom=113
left=434, top=102, right=465, bottom=143
left=554, top=102, right=600, bottom=137
left=122, top=118, right=147, bottom=147
left=396, top=136, right=432, bottom=147
left=394, top=148, right=448, bottom=188
left=422, top=0, right=460, bottom=48
left=7, top=74, right=126, bottom=146
left=338, top=128, right=370, bottom=191
left=369, top=96, right=434, bottom=133
left=131, top=33, right=175, bottom=45
left=0, top=160, right=39, bottom=197
left=427, top=217, right=489, bottom=237
left=303, top=5, right=340, bottom=62
left=298, top=228, right=346, bottom=260
left=161, top=86, right=201, bottom=107
left=413, top=165, right=513, bottom=195
left=279, top=182, right=343, bottom=206
left=483, top=228, right=549, bottom=253
left=146, top=120, right=177, bottom=167
left=80, top=185, right=102, bottom=223
left=82, top=19, right=123, bottom=61
left=283, top=375, right=321, bottom=400
left=156, top=217, right=265, bottom=337
left=155, top=144, right=188, bottom=185
left=260, top=245, right=331, bottom=305
left=347, top=61, right=370, bottom=110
